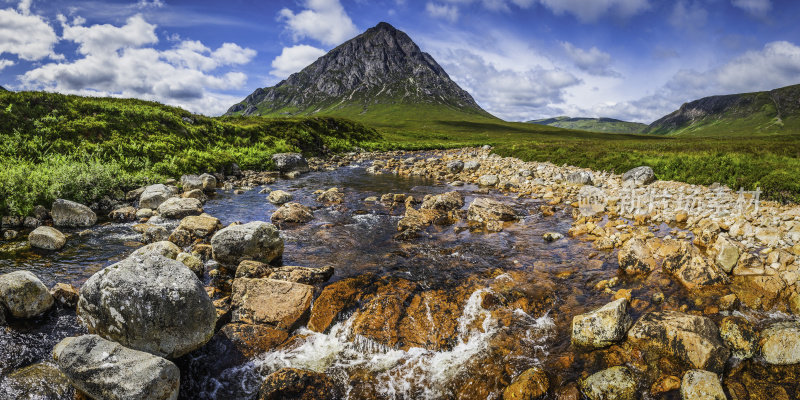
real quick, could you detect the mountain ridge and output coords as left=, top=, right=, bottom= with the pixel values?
left=527, top=116, right=647, bottom=134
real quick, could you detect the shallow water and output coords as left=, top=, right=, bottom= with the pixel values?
left=1, top=158, right=796, bottom=399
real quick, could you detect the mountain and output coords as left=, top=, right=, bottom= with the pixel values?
left=527, top=116, right=647, bottom=134
left=226, top=22, right=493, bottom=125
left=0, top=86, right=7, bottom=92
left=646, top=83, right=800, bottom=135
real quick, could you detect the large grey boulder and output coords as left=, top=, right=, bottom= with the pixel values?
left=622, top=166, right=656, bottom=186
left=129, top=241, right=181, bottom=259
left=53, top=335, right=179, bottom=400
left=199, top=173, right=217, bottom=191
left=272, top=153, right=309, bottom=174
left=581, top=366, right=636, bottom=400
left=680, top=370, right=726, bottom=400
left=180, top=174, right=204, bottom=191
left=77, top=254, right=216, bottom=358
left=467, top=197, right=517, bottom=231
left=28, top=226, right=66, bottom=250
left=628, top=311, right=730, bottom=372
left=0, top=271, right=54, bottom=318
left=446, top=160, right=464, bottom=173
left=51, top=199, right=96, bottom=228
left=463, top=160, right=480, bottom=171
left=478, top=174, right=499, bottom=186
left=420, top=191, right=464, bottom=211
left=572, top=298, right=632, bottom=348
left=271, top=202, right=313, bottom=226
left=0, top=362, right=73, bottom=400
left=760, top=321, right=800, bottom=365
left=210, top=221, right=284, bottom=265
left=157, top=197, right=203, bottom=219
left=267, top=190, right=293, bottom=205
left=139, top=184, right=176, bottom=210
left=566, top=171, right=593, bottom=185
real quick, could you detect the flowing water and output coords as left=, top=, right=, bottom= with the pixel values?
left=1, top=157, right=793, bottom=399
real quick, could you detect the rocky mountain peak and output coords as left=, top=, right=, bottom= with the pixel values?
left=226, top=22, right=485, bottom=117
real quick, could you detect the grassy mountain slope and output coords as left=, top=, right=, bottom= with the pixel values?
left=528, top=116, right=647, bottom=134
left=647, top=84, right=800, bottom=135
left=0, top=91, right=379, bottom=216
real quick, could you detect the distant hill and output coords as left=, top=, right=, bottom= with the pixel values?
left=226, top=22, right=497, bottom=128
left=646, top=84, right=800, bottom=135
left=0, top=86, right=7, bottom=92
left=527, top=116, right=647, bottom=134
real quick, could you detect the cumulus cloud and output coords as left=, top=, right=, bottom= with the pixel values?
left=731, top=0, right=771, bottom=16
left=561, top=42, right=620, bottom=77
left=0, top=6, right=59, bottom=61
left=0, top=59, right=14, bottom=71
left=426, top=2, right=459, bottom=22
left=537, top=0, right=650, bottom=22
left=278, top=0, right=358, bottom=46
left=21, top=14, right=256, bottom=115
left=270, top=44, right=326, bottom=79
left=669, top=0, right=707, bottom=30
left=437, top=48, right=580, bottom=119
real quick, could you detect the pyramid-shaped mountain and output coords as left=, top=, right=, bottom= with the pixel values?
left=226, top=22, right=492, bottom=121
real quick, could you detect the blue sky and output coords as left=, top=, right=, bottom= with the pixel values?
left=1, top=0, right=799, bottom=122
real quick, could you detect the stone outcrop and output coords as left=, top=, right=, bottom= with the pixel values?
left=51, top=199, right=97, bottom=228
left=502, top=367, right=549, bottom=400
left=662, top=241, right=729, bottom=290
left=622, top=166, right=655, bottom=186
left=168, top=214, right=221, bottom=247
left=210, top=221, right=284, bottom=265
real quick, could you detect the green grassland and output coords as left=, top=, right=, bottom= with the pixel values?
left=527, top=116, right=648, bottom=134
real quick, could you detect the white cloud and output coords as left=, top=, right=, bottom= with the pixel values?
left=731, top=0, right=771, bottom=16
left=0, top=59, right=14, bottom=71
left=278, top=0, right=358, bottom=46
left=0, top=6, right=59, bottom=61
left=17, top=0, right=31, bottom=14
left=136, top=0, right=164, bottom=9
left=537, top=0, right=650, bottom=22
left=561, top=42, right=620, bottom=77
left=669, top=1, right=707, bottom=30
left=20, top=14, right=256, bottom=115
left=270, top=44, right=325, bottom=79
left=426, top=2, right=459, bottom=22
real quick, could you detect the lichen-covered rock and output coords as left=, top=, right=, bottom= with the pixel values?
left=272, top=153, right=309, bottom=174
left=210, top=221, right=284, bottom=265
left=447, top=160, right=464, bottom=173
left=181, top=174, right=204, bottom=191
left=271, top=202, right=314, bottom=226
left=317, top=187, right=344, bottom=204
left=138, top=184, right=176, bottom=210
left=109, top=206, right=137, bottom=222
left=502, top=367, right=549, bottom=400
left=130, top=240, right=181, bottom=259
left=0, top=271, right=54, bottom=318
left=420, top=191, right=464, bottom=211
left=0, top=362, right=72, bottom=400
left=479, top=174, right=499, bottom=186
left=719, top=316, right=757, bottom=359
left=566, top=171, right=593, bottom=186
left=177, top=252, right=204, bottom=277
left=713, top=236, right=739, bottom=273
left=77, top=254, right=216, bottom=358
left=618, top=238, right=656, bottom=274
left=168, top=214, right=221, bottom=247
left=28, top=226, right=66, bottom=250
left=235, top=260, right=272, bottom=279
left=622, top=166, right=655, bottom=186
left=267, top=190, right=293, bottom=205
left=663, top=241, right=729, bottom=290
left=231, top=278, right=313, bottom=330
left=627, top=311, right=730, bottom=372
left=467, top=197, right=517, bottom=231
left=258, top=368, right=338, bottom=400
left=53, top=335, right=179, bottom=400
left=572, top=298, right=632, bottom=348
left=760, top=321, right=800, bottom=365
left=680, top=370, right=726, bottom=400
left=199, top=173, right=217, bottom=191
left=157, top=197, right=203, bottom=219
left=51, top=199, right=97, bottom=228
left=581, top=366, right=636, bottom=400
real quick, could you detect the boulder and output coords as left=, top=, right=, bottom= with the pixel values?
left=719, top=316, right=757, bottom=359
left=77, top=254, right=216, bottom=358
left=464, top=160, right=481, bottom=171
left=420, top=191, right=464, bottom=211
left=141, top=224, right=169, bottom=243
left=109, top=206, right=137, bottom=222
left=214, top=323, right=288, bottom=359
left=479, top=174, right=499, bottom=186
left=663, top=241, right=729, bottom=290
left=543, top=232, right=563, bottom=242
left=271, top=202, right=314, bottom=226
left=0, top=271, right=54, bottom=318
left=235, top=260, right=272, bottom=279
left=566, top=171, right=593, bottom=186
left=138, top=184, right=176, bottom=210
left=51, top=199, right=97, bottom=228
left=622, top=166, right=656, bottom=186
left=713, top=236, right=739, bottom=273
left=157, top=197, right=203, bottom=219
left=680, top=370, right=726, bottom=400
left=0, top=362, right=72, bottom=400
left=177, top=252, right=205, bottom=277
left=50, top=283, right=79, bottom=308
left=580, top=366, right=636, bottom=400
left=447, top=160, right=464, bottom=173
left=210, top=221, right=284, bottom=265
left=28, top=226, right=66, bottom=250
left=618, top=238, right=656, bottom=275
left=130, top=240, right=181, bottom=259
left=467, top=198, right=517, bottom=231
left=53, top=335, right=179, bottom=400
left=199, top=173, right=217, bottom=191
left=627, top=311, right=730, bottom=372
left=272, top=153, right=309, bottom=174
left=168, top=214, right=221, bottom=247
left=572, top=298, right=632, bottom=348
left=230, top=278, right=313, bottom=330
left=760, top=321, right=800, bottom=365
left=181, top=189, right=208, bottom=203
left=258, top=368, right=338, bottom=400
left=502, top=367, right=549, bottom=400
left=268, top=265, right=335, bottom=285
left=180, top=174, right=204, bottom=191
left=308, top=275, right=369, bottom=333
left=267, top=190, right=293, bottom=205
left=317, top=187, right=344, bottom=204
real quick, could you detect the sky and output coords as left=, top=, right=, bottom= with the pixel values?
left=1, top=0, right=800, bottom=123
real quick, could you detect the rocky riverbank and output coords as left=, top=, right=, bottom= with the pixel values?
left=1, top=149, right=799, bottom=399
